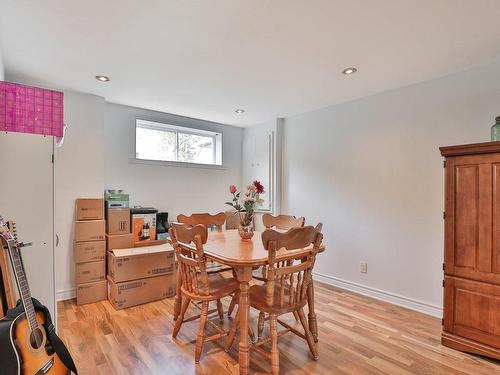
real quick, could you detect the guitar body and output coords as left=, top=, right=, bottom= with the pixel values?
left=0, top=310, right=69, bottom=375
left=0, top=217, right=76, bottom=374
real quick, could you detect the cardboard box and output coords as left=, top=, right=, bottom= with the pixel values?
left=107, top=243, right=175, bottom=282
left=107, top=273, right=175, bottom=310
left=74, top=220, right=105, bottom=242
left=133, top=239, right=167, bottom=248
left=131, top=208, right=157, bottom=242
left=106, top=233, right=135, bottom=250
left=106, top=208, right=131, bottom=235
left=75, top=199, right=104, bottom=220
left=74, top=241, right=106, bottom=263
left=76, top=280, right=107, bottom=305
left=75, top=260, right=105, bottom=284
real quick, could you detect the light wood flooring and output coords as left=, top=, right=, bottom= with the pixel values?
left=57, top=281, right=500, bottom=374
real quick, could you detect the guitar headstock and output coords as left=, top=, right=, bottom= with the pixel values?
left=7, top=221, right=18, bottom=245
left=0, top=214, right=14, bottom=243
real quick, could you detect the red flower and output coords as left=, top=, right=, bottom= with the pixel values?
left=229, top=184, right=237, bottom=194
left=253, top=180, right=264, bottom=194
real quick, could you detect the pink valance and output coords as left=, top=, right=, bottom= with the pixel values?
left=0, top=81, right=64, bottom=137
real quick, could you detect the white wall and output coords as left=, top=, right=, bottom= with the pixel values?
left=104, top=103, right=243, bottom=221
left=282, top=61, right=500, bottom=316
left=55, top=92, right=105, bottom=299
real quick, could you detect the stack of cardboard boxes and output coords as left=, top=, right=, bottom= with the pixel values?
left=104, top=191, right=176, bottom=310
left=74, top=199, right=107, bottom=305
left=107, top=243, right=176, bottom=309
left=105, top=191, right=134, bottom=251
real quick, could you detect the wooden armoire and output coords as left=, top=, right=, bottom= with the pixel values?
left=440, top=142, right=500, bottom=360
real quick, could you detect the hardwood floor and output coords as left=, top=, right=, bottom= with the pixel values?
left=57, top=281, right=500, bottom=374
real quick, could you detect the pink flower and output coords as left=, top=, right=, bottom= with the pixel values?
left=229, top=184, right=237, bottom=194
left=253, top=180, right=264, bottom=194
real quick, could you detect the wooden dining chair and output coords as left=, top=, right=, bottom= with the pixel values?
left=170, top=223, right=240, bottom=364
left=262, top=213, right=305, bottom=231
left=177, top=212, right=226, bottom=232
left=225, top=211, right=256, bottom=230
left=226, top=214, right=307, bottom=319
left=226, top=226, right=323, bottom=374
left=174, top=213, right=234, bottom=321
left=255, top=222, right=324, bottom=339
left=176, top=214, right=230, bottom=273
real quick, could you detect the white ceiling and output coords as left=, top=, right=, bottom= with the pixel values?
left=1, top=1, right=500, bottom=126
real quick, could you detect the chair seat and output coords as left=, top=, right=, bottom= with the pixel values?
left=182, top=275, right=239, bottom=301
left=249, top=284, right=307, bottom=314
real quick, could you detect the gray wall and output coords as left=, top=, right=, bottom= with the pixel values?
left=104, top=103, right=243, bottom=221
left=282, top=60, right=500, bottom=316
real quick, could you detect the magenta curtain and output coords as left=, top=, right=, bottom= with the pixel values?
left=0, top=81, right=63, bottom=137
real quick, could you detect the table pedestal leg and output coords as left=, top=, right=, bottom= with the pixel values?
left=307, top=278, right=318, bottom=342
left=237, top=266, right=252, bottom=375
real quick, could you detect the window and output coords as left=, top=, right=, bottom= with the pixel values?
left=135, top=119, right=222, bottom=166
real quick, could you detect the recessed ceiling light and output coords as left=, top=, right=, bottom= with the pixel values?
left=342, top=67, right=357, bottom=75
left=95, top=75, right=110, bottom=82
left=235, top=109, right=245, bottom=114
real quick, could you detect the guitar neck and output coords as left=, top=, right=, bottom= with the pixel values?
left=6, top=238, right=38, bottom=331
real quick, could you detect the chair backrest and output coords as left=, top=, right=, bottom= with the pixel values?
left=225, top=211, right=256, bottom=229
left=225, top=211, right=240, bottom=230
left=261, top=225, right=323, bottom=308
left=177, top=212, right=226, bottom=232
left=262, top=214, right=305, bottom=231
left=170, top=222, right=210, bottom=296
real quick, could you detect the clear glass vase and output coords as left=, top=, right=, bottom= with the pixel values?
left=238, top=224, right=254, bottom=241
left=491, top=116, right=500, bottom=141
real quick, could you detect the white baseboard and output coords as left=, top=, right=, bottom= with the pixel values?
left=57, top=275, right=442, bottom=318
left=56, top=288, right=75, bottom=301
left=313, top=272, right=443, bottom=318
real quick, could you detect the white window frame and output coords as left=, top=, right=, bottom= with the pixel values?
left=135, top=119, right=223, bottom=167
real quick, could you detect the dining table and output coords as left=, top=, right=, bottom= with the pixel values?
left=197, top=229, right=323, bottom=375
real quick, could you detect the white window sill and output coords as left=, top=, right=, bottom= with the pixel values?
left=130, top=158, right=227, bottom=170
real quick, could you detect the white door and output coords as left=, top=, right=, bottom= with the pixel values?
left=0, top=132, right=55, bottom=319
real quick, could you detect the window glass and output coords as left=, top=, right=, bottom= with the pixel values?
left=135, top=119, right=222, bottom=166
left=177, top=132, right=215, bottom=164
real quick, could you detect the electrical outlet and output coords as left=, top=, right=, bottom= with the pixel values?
left=360, top=262, right=368, bottom=273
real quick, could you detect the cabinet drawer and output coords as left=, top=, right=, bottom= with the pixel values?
left=444, top=276, right=500, bottom=349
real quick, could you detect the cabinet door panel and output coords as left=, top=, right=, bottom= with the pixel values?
left=454, top=165, right=479, bottom=269
left=444, top=277, right=500, bottom=349
left=492, top=163, right=500, bottom=275
left=445, top=155, right=500, bottom=285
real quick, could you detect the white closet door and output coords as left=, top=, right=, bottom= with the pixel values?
left=0, top=132, right=55, bottom=319
left=242, top=131, right=273, bottom=212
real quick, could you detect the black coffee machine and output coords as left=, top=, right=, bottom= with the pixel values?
left=156, top=212, right=169, bottom=240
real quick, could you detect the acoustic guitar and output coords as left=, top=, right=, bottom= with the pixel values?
left=0, top=216, right=77, bottom=375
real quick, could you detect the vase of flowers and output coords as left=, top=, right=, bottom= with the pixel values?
left=226, top=181, right=265, bottom=240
